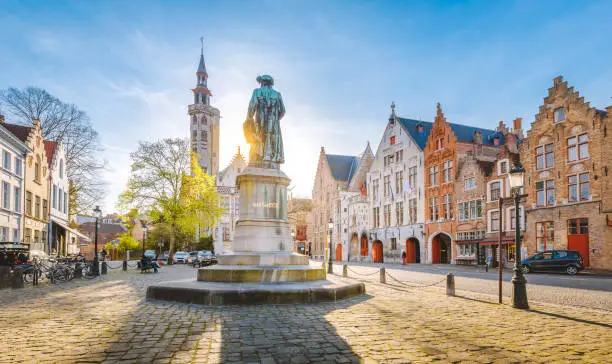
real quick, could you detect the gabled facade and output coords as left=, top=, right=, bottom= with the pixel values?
left=336, top=143, right=373, bottom=262
left=521, top=77, right=612, bottom=270
left=2, top=119, right=50, bottom=252
left=366, top=105, right=430, bottom=264
left=46, top=140, right=78, bottom=255
left=311, top=147, right=362, bottom=260
left=0, top=116, right=29, bottom=243
left=213, top=148, right=247, bottom=254
left=424, top=104, right=505, bottom=264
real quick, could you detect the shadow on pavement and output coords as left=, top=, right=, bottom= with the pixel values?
left=529, top=309, right=612, bottom=329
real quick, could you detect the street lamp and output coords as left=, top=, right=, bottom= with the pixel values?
left=93, top=205, right=102, bottom=276
left=142, top=225, right=148, bottom=258
left=508, top=162, right=529, bottom=309
left=327, top=219, right=333, bottom=274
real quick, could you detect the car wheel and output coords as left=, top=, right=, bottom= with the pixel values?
left=521, top=265, right=530, bottom=274
left=566, top=265, right=578, bottom=275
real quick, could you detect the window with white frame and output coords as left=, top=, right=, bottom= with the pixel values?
left=443, top=194, right=453, bottom=219
left=464, top=177, right=476, bottom=190
left=490, top=181, right=501, bottom=201
left=372, top=179, right=379, bottom=202
left=490, top=210, right=499, bottom=232
left=3, top=150, right=10, bottom=170
left=536, top=180, right=555, bottom=206
left=408, top=198, right=417, bottom=224
left=384, top=204, right=391, bottom=226
left=429, top=165, right=438, bottom=186
left=384, top=175, right=391, bottom=197
left=395, top=201, right=403, bottom=225
left=59, top=159, right=64, bottom=179
left=443, top=160, right=453, bottom=183
left=53, top=185, right=57, bottom=209
left=372, top=207, right=380, bottom=227
left=13, top=187, right=20, bottom=213
left=499, top=160, right=508, bottom=174
left=395, top=171, right=403, bottom=194
left=429, top=197, right=439, bottom=221
left=395, top=149, right=403, bottom=163
left=2, top=182, right=10, bottom=210
left=435, top=138, right=444, bottom=150
left=408, top=166, right=417, bottom=190
left=458, top=200, right=483, bottom=221
left=14, top=157, right=22, bottom=176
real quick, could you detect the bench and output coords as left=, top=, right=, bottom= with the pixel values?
left=137, top=261, right=155, bottom=273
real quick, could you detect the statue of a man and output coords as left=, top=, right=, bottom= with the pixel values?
left=244, top=75, right=286, bottom=167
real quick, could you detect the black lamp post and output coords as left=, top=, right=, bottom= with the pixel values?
left=508, top=162, right=529, bottom=309
left=327, top=219, right=333, bottom=274
left=93, top=205, right=101, bottom=276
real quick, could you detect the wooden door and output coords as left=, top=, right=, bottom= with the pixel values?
left=372, top=241, right=383, bottom=263
left=405, top=239, right=417, bottom=263
left=568, top=219, right=589, bottom=266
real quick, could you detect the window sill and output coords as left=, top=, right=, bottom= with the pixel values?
left=567, top=158, right=590, bottom=165
left=535, top=167, right=554, bottom=172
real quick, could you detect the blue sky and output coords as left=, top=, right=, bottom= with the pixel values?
left=1, top=0, right=611, bottom=214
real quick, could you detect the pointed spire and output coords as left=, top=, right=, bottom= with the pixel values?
left=193, top=37, right=211, bottom=105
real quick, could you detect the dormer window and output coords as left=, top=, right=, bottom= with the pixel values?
left=390, top=136, right=396, bottom=145
left=417, top=125, right=424, bottom=133
left=554, top=108, right=565, bottom=123
left=493, top=137, right=500, bottom=146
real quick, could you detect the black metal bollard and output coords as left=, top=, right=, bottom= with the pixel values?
left=101, top=261, right=108, bottom=275
left=380, top=268, right=386, bottom=284
left=343, top=264, right=348, bottom=277
left=123, top=260, right=127, bottom=271
left=11, top=268, right=24, bottom=289
left=446, top=273, right=455, bottom=296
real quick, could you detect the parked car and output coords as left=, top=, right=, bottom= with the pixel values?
left=521, top=250, right=584, bottom=275
left=187, top=251, right=198, bottom=264
left=173, top=251, right=189, bottom=264
left=144, top=250, right=157, bottom=260
left=192, top=251, right=212, bottom=268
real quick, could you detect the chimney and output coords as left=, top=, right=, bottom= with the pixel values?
left=473, top=131, right=483, bottom=144
left=513, top=117, right=522, bottom=132
left=0, top=115, right=4, bottom=124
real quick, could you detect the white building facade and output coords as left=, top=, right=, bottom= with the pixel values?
left=367, top=107, right=429, bottom=264
left=0, top=120, right=29, bottom=243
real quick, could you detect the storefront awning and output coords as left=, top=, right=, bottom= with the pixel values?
left=52, top=220, right=91, bottom=242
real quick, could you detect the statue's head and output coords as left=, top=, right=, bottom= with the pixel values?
left=256, top=75, right=274, bottom=86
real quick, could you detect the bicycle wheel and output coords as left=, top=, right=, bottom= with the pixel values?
left=81, top=263, right=96, bottom=280
left=22, top=268, right=36, bottom=283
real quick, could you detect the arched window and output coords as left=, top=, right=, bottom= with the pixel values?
left=59, top=159, right=64, bottom=179
left=201, top=117, right=207, bottom=125
left=192, top=115, right=197, bottom=124
left=35, top=155, right=41, bottom=182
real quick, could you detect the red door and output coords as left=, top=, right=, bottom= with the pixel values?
left=405, top=239, right=416, bottom=263
left=432, top=237, right=440, bottom=264
left=335, top=244, right=343, bottom=261
left=568, top=219, right=589, bottom=266
left=372, top=241, right=383, bottom=263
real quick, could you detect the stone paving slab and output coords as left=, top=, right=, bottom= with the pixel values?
left=0, top=265, right=610, bottom=363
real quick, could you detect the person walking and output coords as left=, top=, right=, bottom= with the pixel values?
left=401, top=251, right=407, bottom=265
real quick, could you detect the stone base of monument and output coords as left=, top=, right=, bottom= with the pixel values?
left=146, top=276, right=365, bottom=306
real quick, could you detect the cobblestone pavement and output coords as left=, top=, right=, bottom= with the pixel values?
left=337, top=262, right=612, bottom=311
left=1, top=265, right=611, bottom=363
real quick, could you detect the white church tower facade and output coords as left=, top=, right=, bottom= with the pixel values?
left=189, top=42, right=220, bottom=175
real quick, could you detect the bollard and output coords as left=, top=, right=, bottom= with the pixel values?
left=123, top=260, right=128, bottom=271
left=101, top=261, right=108, bottom=275
left=380, top=267, right=386, bottom=284
left=343, top=264, right=348, bottom=277
left=446, top=273, right=455, bottom=296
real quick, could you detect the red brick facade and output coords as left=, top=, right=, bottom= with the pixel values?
left=521, top=77, right=612, bottom=270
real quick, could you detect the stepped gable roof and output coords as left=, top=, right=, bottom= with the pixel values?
left=326, top=154, right=360, bottom=183
left=43, top=140, right=57, bottom=167
left=396, top=118, right=433, bottom=150
left=397, top=117, right=502, bottom=148
left=3, top=123, right=32, bottom=143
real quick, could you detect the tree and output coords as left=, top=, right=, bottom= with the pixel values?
left=0, top=87, right=106, bottom=215
left=119, top=138, right=222, bottom=263
left=197, top=235, right=215, bottom=252
left=117, top=233, right=140, bottom=254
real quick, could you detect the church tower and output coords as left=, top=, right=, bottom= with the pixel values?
left=189, top=40, right=220, bottom=175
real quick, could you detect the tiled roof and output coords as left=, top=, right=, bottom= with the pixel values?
left=2, top=123, right=32, bottom=143
left=397, top=118, right=433, bottom=150
left=43, top=140, right=57, bottom=167
left=397, top=117, right=501, bottom=148
left=326, top=154, right=359, bottom=182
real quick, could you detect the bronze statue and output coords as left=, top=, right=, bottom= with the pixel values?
left=244, top=75, right=286, bottom=167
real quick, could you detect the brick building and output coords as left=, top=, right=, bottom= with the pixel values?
left=287, top=198, right=313, bottom=255
left=424, top=104, right=505, bottom=264
left=77, top=222, right=127, bottom=260
left=522, top=77, right=612, bottom=270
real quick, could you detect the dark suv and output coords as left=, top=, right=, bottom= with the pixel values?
left=521, top=250, right=584, bottom=275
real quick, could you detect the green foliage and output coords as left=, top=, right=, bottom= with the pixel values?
left=197, top=235, right=214, bottom=252
left=117, top=233, right=140, bottom=253
left=118, top=139, right=223, bottom=260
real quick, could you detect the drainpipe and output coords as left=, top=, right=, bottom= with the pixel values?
left=21, top=152, right=27, bottom=244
